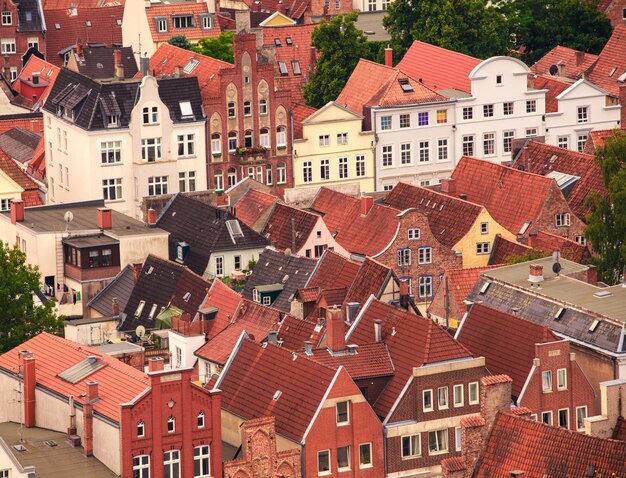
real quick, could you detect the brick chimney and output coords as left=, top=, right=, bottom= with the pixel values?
left=147, top=208, right=157, bottom=225
left=575, top=50, right=584, bottom=66
left=148, top=357, right=164, bottom=372
left=440, top=178, right=456, bottom=194
left=585, top=264, right=598, bottom=286
left=86, top=380, right=99, bottom=402
left=277, top=0, right=286, bottom=14
left=528, top=264, right=544, bottom=284
left=360, top=196, right=373, bottom=215
left=326, top=306, right=346, bottom=352
left=619, top=84, right=626, bottom=130
left=111, top=298, right=119, bottom=316
left=133, top=263, right=142, bottom=283
left=11, top=199, right=25, bottom=224
left=76, top=40, right=84, bottom=57
left=174, top=65, right=183, bottom=78
left=384, top=47, right=393, bottom=67
left=23, top=355, right=36, bottom=428
left=479, top=375, right=512, bottom=433
left=113, top=49, right=124, bottom=79
left=97, top=207, right=112, bottom=229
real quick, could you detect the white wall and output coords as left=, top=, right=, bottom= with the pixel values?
left=168, top=330, right=205, bottom=369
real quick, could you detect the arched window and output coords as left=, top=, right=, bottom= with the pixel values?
left=227, top=167, right=237, bottom=187
left=244, top=130, right=253, bottom=148
left=228, top=132, right=238, bottom=152
left=211, top=133, right=221, bottom=155
left=259, top=128, right=270, bottom=148
left=214, top=169, right=224, bottom=191
left=276, top=126, right=286, bottom=148
left=277, top=162, right=286, bottom=184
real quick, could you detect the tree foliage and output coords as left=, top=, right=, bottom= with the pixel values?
left=383, top=0, right=511, bottom=60
left=499, top=0, right=613, bottom=65
left=504, top=249, right=549, bottom=265
left=0, top=242, right=62, bottom=352
left=168, top=35, right=193, bottom=50
left=303, top=12, right=370, bottom=109
left=192, top=32, right=235, bottom=63
left=584, top=130, right=626, bottom=285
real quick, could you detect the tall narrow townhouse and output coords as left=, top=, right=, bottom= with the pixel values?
left=42, top=68, right=207, bottom=219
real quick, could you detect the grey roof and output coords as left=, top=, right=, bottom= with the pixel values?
left=16, top=0, right=44, bottom=33
left=74, top=46, right=138, bottom=79
left=242, top=247, right=316, bottom=312
left=92, top=341, right=144, bottom=356
left=0, top=422, right=116, bottom=477
left=157, top=194, right=269, bottom=276
left=88, top=265, right=136, bottom=317
left=0, top=199, right=168, bottom=237
left=354, top=11, right=390, bottom=41
left=42, top=68, right=204, bottom=131
left=0, top=127, right=41, bottom=163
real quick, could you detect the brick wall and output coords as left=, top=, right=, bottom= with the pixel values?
left=601, top=0, right=626, bottom=27
left=534, top=182, right=585, bottom=240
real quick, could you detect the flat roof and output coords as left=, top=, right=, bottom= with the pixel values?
left=63, top=235, right=120, bottom=248
left=0, top=422, right=117, bottom=477
left=482, top=257, right=626, bottom=322
left=93, top=342, right=144, bottom=356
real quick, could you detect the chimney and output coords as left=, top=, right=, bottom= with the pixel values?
left=277, top=0, right=285, bottom=14
left=556, top=61, right=565, bottom=77
left=326, top=306, right=346, bottom=352
left=111, top=298, right=120, bottom=316
left=147, top=208, right=157, bottom=225
left=575, top=50, right=584, bottom=66
left=440, top=178, right=456, bottom=194
left=11, top=200, right=25, bottom=224
left=619, top=84, right=626, bottom=130
left=585, top=264, right=598, bottom=286
left=174, top=65, right=183, bottom=78
left=510, top=472, right=525, bottom=478
left=23, top=355, right=36, bottom=428
left=528, top=264, right=544, bottom=284
left=114, top=63, right=124, bottom=80
left=384, top=47, right=393, bottom=67
left=527, top=232, right=537, bottom=248
left=113, top=49, right=122, bottom=68
left=399, top=279, right=410, bottom=310
left=148, top=357, right=164, bottom=372
left=374, top=319, right=382, bottom=343
left=83, top=402, right=93, bottom=456
left=133, top=263, right=142, bottom=283
left=76, top=40, right=83, bottom=57
left=140, top=56, right=150, bottom=77
left=459, top=415, right=486, bottom=477
left=97, top=207, right=112, bottom=229
left=268, top=330, right=278, bottom=345
left=304, top=341, right=313, bottom=355
left=252, top=0, right=261, bottom=12
left=458, top=193, right=467, bottom=200
left=480, top=375, right=512, bottom=433
left=360, top=195, right=373, bottom=215
left=86, top=380, right=99, bottom=403
left=235, top=9, right=251, bottom=34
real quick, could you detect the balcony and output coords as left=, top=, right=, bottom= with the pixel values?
left=234, top=146, right=268, bottom=163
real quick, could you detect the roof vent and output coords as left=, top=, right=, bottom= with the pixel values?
left=44, top=440, right=58, bottom=447
left=588, top=319, right=601, bottom=333
left=479, top=282, right=490, bottom=295
left=554, top=307, right=565, bottom=321
left=282, top=274, right=289, bottom=283
left=273, top=390, right=282, bottom=400
left=13, top=444, right=27, bottom=452
left=146, top=266, right=154, bottom=275
left=183, top=292, right=191, bottom=302
left=593, top=290, right=612, bottom=298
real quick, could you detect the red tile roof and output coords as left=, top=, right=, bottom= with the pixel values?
left=0, top=149, right=42, bottom=206
left=456, top=303, right=557, bottom=397
left=146, top=3, right=222, bottom=42
left=44, top=6, right=124, bottom=67
left=26, top=137, right=45, bottom=180
left=196, top=277, right=242, bottom=340
left=344, top=258, right=391, bottom=309
left=296, top=287, right=320, bottom=302
left=308, top=249, right=361, bottom=290
left=588, top=24, right=626, bottom=96
left=530, top=45, right=598, bottom=80
left=614, top=416, right=626, bottom=441
left=450, top=156, right=557, bottom=236
left=384, top=181, right=484, bottom=247
left=435, top=265, right=502, bottom=316
left=489, top=234, right=533, bottom=265
left=195, top=299, right=281, bottom=364
left=13, top=56, right=61, bottom=107
left=396, top=41, right=481, bottom=93
left=532, top=75, right=572, bottom=113
left=475, top=412, right=626, bottom=477
left=0, top=333, right=148, bottom=422
left=336, top=59, right=447, bottom=115
left=276, top=314, right=319, bottom=351
left=585, top=128, right=621, bottom=154
left=263, top=202, right=320, bottom=252
left=309, top=342, right=394, bottom=379
left=144, top=43, right=232, bottom=101
left=513, top=139, right=607, bottom=218
left=291, top=102, right=316, bottom=139
left=531, top=230, right=591, bottom=264
left=310, top=188, right=400, bottom=256
left=233, top=188, right=279, bottom=231
left=0, top=115, right=43, bottom=135
left=217, top=337, right=339, bottom=442
left=347, top=298, right=473, bottom=417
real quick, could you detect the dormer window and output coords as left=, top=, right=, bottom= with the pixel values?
left=107, top=115, right=119, bottom=127
left=200, top=14, right=212, bottom=29
left=173, top=15, right=194, bottom=29
left=399, top=78, right=413, bottom=93
left=179, top=101, right=193, bottom=118
left=156, top=17, right=168, bottom=32
left=137, top=420, right=145, bottom=438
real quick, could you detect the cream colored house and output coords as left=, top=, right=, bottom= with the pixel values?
left=42, top=69, right=207, bottom=219
left=293, top=101, right=375, bottom=192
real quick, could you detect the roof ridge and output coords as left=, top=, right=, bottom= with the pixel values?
left=461, top=156, right=557, bottom=184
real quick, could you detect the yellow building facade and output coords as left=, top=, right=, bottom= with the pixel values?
left=293, top=102, right=375, bottom=192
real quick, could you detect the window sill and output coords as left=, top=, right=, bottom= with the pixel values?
left=423, top=408, right=434, bottom=413
left=359, top=464, right=373, bottom=469
left=318, top=472, right=332, bottom=477
left=105, top=199, right=125, bottom=204
left=142, top=123, right=160, bottom=126
left=401, top=455, right=420, bottom=461
left=336, top=422, right=349, bottom=427
left=338, top=468, right=351, bottom=473
left=429, top=450, right=449, bottom=456
left=438, top=406, right=449, bottom=411
left=469, top=401, right=479, bottom=406
left=101, top=162, right=123, bottom=167
left=542, top=390, right=553, bottom=394
left=178, top=155, right=196, bottom=159
left=454, top=403, right=464, bottom=408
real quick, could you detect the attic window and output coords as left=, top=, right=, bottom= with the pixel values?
left=285, top=37, right=293, bottom=46
left=116, top=19, right=122, bottom=26
left=274, top=38, right=281, bottom=47
left=554, top=307, right=565, bottom=321
left=54, top=23, right=60, bottom=29
left=593, top=290, right=612, bottom=298
left=86, top=20, right=91, bottom=27
left=179, top=100, right=193, bottom=117
left=183, top=58, right=199, bottom=74
left=399, top=78, right=414, bottom=93
left=148, top=303, right=158, bottom=320
left=518, top=221, right=531, bottom=236
left=278, top=61, right=288, bottom=76
left=25, top=11, right=32, bottom=22
left=226, top=219, right=244, bottom=239
left=618, top=71, right=626, bottom=82
left=588, top=319, right=600, bottom=333
left=273, top=390, right=282, bottom=400
left=58, top=356, right=104, bottom=383
left=135, top=300, right=146, bottom=317
left=610, top=66, right=617, bottom=77
left=479, top=282, right=490, bottom=295
left=173, top=15, right=194, bottom=29
left=292, top=60, right=301, bottom=75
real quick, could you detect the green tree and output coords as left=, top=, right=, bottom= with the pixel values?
left=383, top=0, right=510, bottom=59
left=0, top=242, right=62, bottom=352
left=303, top=12, right=370, bottom=109
left=168, top=35, right=193, bottom=50
left=499, top=0, right=612, bottom=65
left=192, top=32, right=235, bottom=63
left=584, top=130, right=626, bottom=285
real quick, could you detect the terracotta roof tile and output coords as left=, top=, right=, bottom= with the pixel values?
left=513, top=140, right=606, bottom=218
left=531, top=45, right=598, bottom=80
left=198, top=279, right=242, bottom=340
left=263, top=203, right=320, bottom=251
left=531, top=231, right=591, bottom=264
left=291, top=102, right=316, bottom=139
left=437, top=265, right=502, bottom=315
left=26, top=137, right=45, bottom=180
left=0, top=333, right=148, bottom=422
left=461, top=415, right=485, bottom=428
left=475, top=412, right=626, bottom=477
left=146, top=3, right=222, bottom=43
left=456, top=303, right=557, bottom=397
left=232, top=188, right=280, bottom=232
left=450, top=156, right=556, bottom=236
left=0, top=114, right=43, bottom=135
left=585, top=128, right=620, bottom=153
left=532, top=75, right=571, bottom=113
left=12, top=56, right=61, bottom=107
left=0, top=149, right=42, bottom=205
left=588, top=24, right=626, bottom=96
left=347, top=298, right=473, bottom=417
left=310, top=188, right=400, bottom=256
left=309, top=342, right=394, bottom=379
left=44, top=6, right=124, bottom=67
left=344, top=258, right=391, bottom=309
left=384, top=181, right=483, bottom=247
left=489, top=234, right=533, bottom=265
left=396, top=41, right=481, bottom=93
left=276, top=314, right=318, bottom=351
left=308, top=249, right=361, bottom=290
left=217, top=338, right=338, bottom=442
left=441, top=456, right=467, bottom=473
left=0, top=128, right=41, bottom=164
left=296, top=287, right=319, bottom=302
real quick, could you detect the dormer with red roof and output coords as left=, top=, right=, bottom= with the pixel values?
left=0, top=0, right=45, bottom=77
left=10, top=56, right=59, bottom=110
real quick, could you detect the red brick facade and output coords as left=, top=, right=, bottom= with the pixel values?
left=119, top=363, right=222, bottom=478
left=0, top=0, right=44, bottom=78
left=374, top=209, right=462, bottom=304
left=206, top=31, right=294, bottom=195
left=600, top=0, right=626, bottom=27
left=518, top=340, right=597, bottom=431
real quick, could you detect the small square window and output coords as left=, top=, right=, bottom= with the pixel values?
left=542, top=411, right=553, bottom=425
left=462, top=107, right=473, bottom=120
left=286, top=37, right=293, bottom=46
left=480, top=222, right=488, bottom=234
left=400, top=113, right=411, bottom=128
left=274, top=38, right=282, bottom=47
left=496, top=74, right=502, bottom=84
left=137, top=420, right=145, bottom=438
left=503, top=102, right=514, bottom=115
left=408, top=228, right=420, bottom=240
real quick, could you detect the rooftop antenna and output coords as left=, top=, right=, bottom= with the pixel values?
left=552, top=250, right=562, bottom=277
left=64, top=210, right=74, bottom=236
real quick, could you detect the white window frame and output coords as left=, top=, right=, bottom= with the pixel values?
left=380, top=115, right=392, bottom=130
left=163, top=450, right=180, bottom=478
left=462, top=107, right=473, bottom=120
left=483, top=132, right=495, bottom=156
left=1, top=11, right=11, bottom=25
left=397, top=248, right=411, bottom=266
left=555, top=213, right=571, bottom=227
left=423, top=389, right=433, bottom=412
left=137, top=420, right=145, bottom=438
left=167, top=416, right=175, bottom=433
left=408, top=228, right=420, bottom=240
left=577, top=106, right=589, bottom=124
left=177, top=134, right=195, bottom=157
left=337, top=445, right=350, bottom=472
left=359, top=443, right=372, bottom=468
left=401, top=142, right=413, bottom=165
left=469, top=382, right=479, bottom=405
left=101, top=140, right=121, bottom=164
left=418, top=247, right=432, bottom=264
left=455, top=426, right=462, bottom=451
left=319, top=134, right=330, bottom=146
left=194, top=445, right=210, bottom=477
left=336, top=400, right=349, bottom=425
left=542, top=370, right=553, bottom=392
left=355, top=155, right=365, bottom=177
left=462, top=135, right=474, bottom=156
left=526, top=100, right=537, bottom=113
left=337, top=132, right=348, bottom=144
left=542, top=410, right=553, bottom=425
left=142, top=138, right=162, bottom=161
left=276, top=126, right=287, bottom=147
left=576, top=406, right=587, bottom=431
left=557, top=368, right=567, bottom=390
left=557, top=136, right=569, bottom=149
left=558, top=408, right=569, bottom=429
left=102, top=178, right=123, bottom=201
left=418, top=140, right=430, bottom=163
left=401, top=434, right=420, bottom=459
left=503, top=101, right=514, bottom=115
left=453, top=384, right=464, bottom=407
left=438, top=386, right=449, bottom=410
left=318, top=449, right=330, bottom=475
left=303, top=161, right=313, bottom=183
left=338, top=157, right=348, bottom=179
left=382, top=145, right=393, bottom=167
left=0, top=38, right=16, bottom=54
left=437, top=138, right=448, bottom=161
left=215, top=256, right=224, bottom=277
left=133, top=455, right=150, bottom=478
left=476, top=242, right=490, bottom=255
left=148, top=176, right=168, bottom=196
left=428, top=429, right=448, bottom=455
left=503, top=130, right=515, bottom=153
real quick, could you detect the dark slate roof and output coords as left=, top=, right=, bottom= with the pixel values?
left=42, top=68, right=204, bottom=131
left=156, top=194, right=269, bottom=276
left=17, top=0, right=44, bottom=32
left=242, top=248, right=316, bottom=312
left=88, top=265, right=135, bottom=317
left=0, top=128, right=41, bottom=163
left=74, top=46, right=138, bottom=79
left=466, top=278, right=626, bottom=355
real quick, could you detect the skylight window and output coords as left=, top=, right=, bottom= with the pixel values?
left=399, top=78, right=414, bottom=93
left=273, top=390, right=282, bottom=400
left=183, top=58, right=199, bottom=74
left=554, top=307, right=565, bottom=321
left=179, top=100, right=193, bottom=117
left=54, top=23, right=60, bottom=29
left=285, top=37, right=293, bottom=46
left=226, top=219, right=244, bottom=239
left=609, top=66, right=617, bottom=77
left=58, top=356, right=104, bottom=383
left=518, top=220, right=531, bottom=236
left=135, top=300, right=146, bottom=317
left=479, top=282, right=490, bottom=295
left=274, top=38, right=281, bottom=47
left=148, top=303, right=158, bottom=320
left=85, top=20, right=91, bottom=27
left=278, top=61, right=288, bottom=76
left=588, top=319, right=600, bottom=333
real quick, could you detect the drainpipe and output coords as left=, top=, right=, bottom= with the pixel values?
left=300, top=442, right=306, bottom=477
left=289, top=108, right=295, bottom=192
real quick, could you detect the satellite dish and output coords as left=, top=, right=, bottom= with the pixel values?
left=135, top=325, right=146, bottom=338
left=552, top=262, right=562, bottom=274
left=64, top=211, right=74, bottom=223
left=549, top=64, right=558, bottom=76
